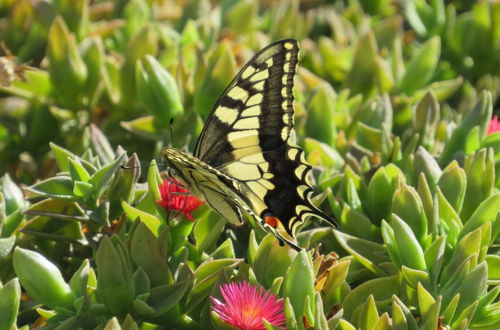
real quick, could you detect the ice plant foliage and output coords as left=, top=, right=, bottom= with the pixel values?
left=487, top=115, right=500, bottom=135
left=156, top=177, right=203, bottom=221
left=211, top=282, right=285, bottom=330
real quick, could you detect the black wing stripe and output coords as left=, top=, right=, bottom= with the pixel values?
left=194, top=40, right=299, bottom=166
left=164, top=40, right=337, bottom=250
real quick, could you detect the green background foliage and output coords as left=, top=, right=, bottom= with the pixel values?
left=0, top=0, right=499, bottom=329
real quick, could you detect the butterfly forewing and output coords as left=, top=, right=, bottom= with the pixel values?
left=194, top=39, right=298, bottom=164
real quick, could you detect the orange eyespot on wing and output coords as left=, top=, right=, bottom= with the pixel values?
left=265, top=215, right=280, bottom=228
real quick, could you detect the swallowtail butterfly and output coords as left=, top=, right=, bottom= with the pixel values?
left=163, top=39, right=337, bottom=250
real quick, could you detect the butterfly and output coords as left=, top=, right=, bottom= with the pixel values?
left=163, top=39, right=337, bottom=251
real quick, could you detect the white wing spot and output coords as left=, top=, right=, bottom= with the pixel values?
left=289, top=216, right=298, bottom=231
left=228, top=130, right=257, bottom=141
left=247, top=181, right=267, bottom=197
left=283, top=113, right=291, bottom=122
left=252, top=70, right=269, bottom=81
left=229, top=134, right=259, bottom=149
left=258, top=162, right=269, bottom=172
left=259, top=179, right=275, bottom=190
left=297, top=185, right=308, bottom=198
left=233, top=146, right=263, bottom=159
left=216, top=106, right=239, bottom=124
left=227, top=86, right=249, bottom=102
left=241, top=66, right=256, bottom=79
left=253, top=81, right=265, bottom=91
left=247, top=93, right=263, bottom=106
left=241, top=105, right=261, bottom=117
left=234, top=117, right=259, bottom=130
left=284, top=42, right=294, bottom=50
left=265, top=58, right=274, bottom=67
left=288, top=148, right=298, bottom=159
left=295, top=165, right=308, bottom=179
left=295, top=205, right=310, bottom=215
left=281, top=87, right=288, bottom=98
left=241, top=153, right=265, bottom=164
left=224, top=163, right=260, bottom=180
left=263, top=172, right=274, bottom=179
left=281, top=127, right=288, bottom=140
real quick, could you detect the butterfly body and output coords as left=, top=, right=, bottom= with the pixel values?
left=163, top=39, right=337, bottom=250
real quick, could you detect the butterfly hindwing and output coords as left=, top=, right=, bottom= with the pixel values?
left=163, top=149, right=247, bottom=225
left=164, top=39, right=337, bottom=250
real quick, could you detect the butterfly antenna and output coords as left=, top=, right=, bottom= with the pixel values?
left=121, top=162, right=158, bottom=170
left=121, top=158, right=173, bottom=170
left=168, top=118, right=175, bottom=147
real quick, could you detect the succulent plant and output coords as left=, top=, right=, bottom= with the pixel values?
left=0, top=0, right=498, bottom=329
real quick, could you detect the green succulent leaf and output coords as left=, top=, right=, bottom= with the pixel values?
left=284, top=298, right=299, bottom=330
left=1, top=174, right=26, bottom=215
left=129, top=223, right=173, bottom=287
left=385, top=215, right=427, bottom=271
left=136, top=55, right=184, bottom=126
left=333, top=230, right=389, bottom=275
left=47, top=16, right=87, bottom=109
left=194, top=42, right=236, bottom=118
left=366, top=165, right=402, bottom=225
left=392, top=183, right=428, bottom=245
left=460, top=193, right=500, bottom=240
left=305, top=83, right=337, bottom=145
left=441, top=92, right=493, bottom=163
left=0, top=278, right=20, bottom=330
left=194, top=209, right=225, bottom=251
left=397, top=36, right=441, bottom=94
left=284, top=250, right=316, bottom=325
left=343, top=275, right=399, bottom=320
left=254, top=234, right=298, bottom=288
left=148, top=278, right=192, bottom=317
left=69, top=259, right=90, bottom=298
left=437, top=161, right=467, bottom=213
left=122, top=201, right=161, bottom=235
left=13, top=247, right=76, bottom=310
left=356, top=295, right=379, bottom=330
left=89, top=124, right=115, bottom=165
left=392, top=295, right=418, bottom=330
left=95, top=236, right=135, bottom=316
left=186, top=259, right=242, bottom=312
left=414, top=146, right=442, bottom=190
left=27, top=176, right=77, bottom=201
left=343, top=30, right=378, bottom=97
left=424, top=235, right=446, bottom=286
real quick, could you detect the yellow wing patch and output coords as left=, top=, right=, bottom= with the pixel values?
left=164, top=39, right=337, bottom=251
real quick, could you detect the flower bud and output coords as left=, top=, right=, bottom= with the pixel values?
left=136, top=55, right=184, bottom=126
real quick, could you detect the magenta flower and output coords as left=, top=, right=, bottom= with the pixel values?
left=155, top=178, right=203, bottom=221
left=211, top=281, right=286, bottom=330
left=487, top=115, right=500, bottom=135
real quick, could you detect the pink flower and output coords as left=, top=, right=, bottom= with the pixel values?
left=155, top=178, right=203, bottom=221
left=487, top=116, right=500, bottom=135
left=211, top=282, right=286, bottom=330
